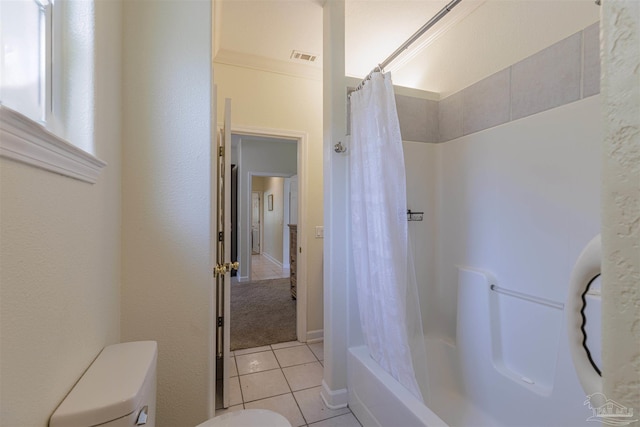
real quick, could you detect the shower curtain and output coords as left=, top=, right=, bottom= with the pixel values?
left=349, top=72, right=428, bottom=401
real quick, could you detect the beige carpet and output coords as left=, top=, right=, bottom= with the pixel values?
left=230, top=277, right=296, bottom=351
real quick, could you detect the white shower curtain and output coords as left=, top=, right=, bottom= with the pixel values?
left=349, top=72, right=428, bottom=401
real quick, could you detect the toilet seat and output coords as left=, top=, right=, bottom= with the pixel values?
left=196, top=409, right=291, bottom=427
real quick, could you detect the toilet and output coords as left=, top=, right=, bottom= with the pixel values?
left=49, top=341, right=290, bottom=427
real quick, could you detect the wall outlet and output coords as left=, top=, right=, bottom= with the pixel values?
left=315, top=226, right=324, bottom=238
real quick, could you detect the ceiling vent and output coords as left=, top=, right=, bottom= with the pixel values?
left=290, top=50, right=318, bottom=63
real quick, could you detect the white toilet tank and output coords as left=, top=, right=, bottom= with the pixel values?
left=50, top=341, right=157, bottom=427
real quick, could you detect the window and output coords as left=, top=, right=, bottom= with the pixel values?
left=1, top=0, right=52, bottom=124
left=0, top=0, right=105, bottom=183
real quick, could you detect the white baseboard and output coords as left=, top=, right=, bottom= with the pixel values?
left=321, top=380, right=348, bottom=409
left=306, top=329, right=323, bottom=344
left=238, top=275, right=249, bottom=282
left=262, top=252, right=283, bottom=269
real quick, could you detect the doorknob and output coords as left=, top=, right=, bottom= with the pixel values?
left=214, top=264, right=227, bottom=277
left=226, top=262, right=239, bottom=271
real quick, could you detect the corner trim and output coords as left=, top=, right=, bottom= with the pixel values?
left=320, top=380, right=349, bottom=409
left=0, top=106, right=106, bottom=183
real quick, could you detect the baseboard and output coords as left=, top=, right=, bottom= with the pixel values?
left=261, top=252, right=283, bottom=269
left=321, top=380, right=349, bottom=409
left=306, top=329, right=323, bottom=343
left=238, top=275, right=249, bottom=282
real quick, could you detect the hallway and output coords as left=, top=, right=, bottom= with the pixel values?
left=251, top=253, right=290, bottom=281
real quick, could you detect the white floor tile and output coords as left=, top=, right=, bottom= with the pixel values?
left=236, top=350, right=279, bottom=375
left=274, top=345, right=317, bottom=367
left=245, top=393, right=306, bottom=427
left=293, top=386, right=350, bottom=424
left=309, top=413, right=362, bottom=427
left=239, top=369, right=291, bottom=402
left=234, top=345, right=272, bottom=356
left=283, top=362, right=323, bottom=391
left=308, top=342, right=324, bottom=361
left=271, top=341, right=305, bottom=350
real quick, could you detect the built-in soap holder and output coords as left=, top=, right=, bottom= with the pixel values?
left=488, top=283, right=565, bottom=396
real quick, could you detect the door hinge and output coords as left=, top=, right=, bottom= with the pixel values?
left=217, top=317, right=223, bottom=327
left=218, top=232, right=224, bottom=242
left=218, top=147, right=224, bottom=157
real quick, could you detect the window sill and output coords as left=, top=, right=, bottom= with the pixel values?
left=0, top=105, right=106, bottom=184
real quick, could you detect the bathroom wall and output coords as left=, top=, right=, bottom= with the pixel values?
left=436, top=95, right=601, bottom=341
left=216, top=64, right=324, bottom=337
left=263, top=177, right=286, bottom=265
left=403, top=142, right=439, bottom=335
left=433, top=24, right=602, bottom=341
left=121, top=1, right=212, bottom=426
left=0, top=2, right=122, bottom=426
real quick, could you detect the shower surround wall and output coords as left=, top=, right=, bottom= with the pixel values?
left=432, top=22, right=602, bottom=341
left=347, top=22, right=602, bottom=425
left=438, top=22, right=600, bottom=142
left=380, top=23, right=601, bottom=340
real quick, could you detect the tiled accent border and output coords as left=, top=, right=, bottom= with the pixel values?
left=437, top=22, right=600, bottom=142
left=349, top=23, right=600, bottom=144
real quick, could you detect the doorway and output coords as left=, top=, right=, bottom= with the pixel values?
left=229, top=128, right=308, bottom=347
left=250, top=176, right=292, bottom=281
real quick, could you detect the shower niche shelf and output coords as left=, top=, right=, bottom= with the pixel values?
left=489, top=282, right=564, bottom=396
left=457, top=267, right=564, bottom=398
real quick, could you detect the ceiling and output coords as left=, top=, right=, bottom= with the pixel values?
left=213, top=0, right=485, bottom=92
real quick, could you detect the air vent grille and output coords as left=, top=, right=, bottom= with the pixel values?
left=290, top=50, right=318, bottom=63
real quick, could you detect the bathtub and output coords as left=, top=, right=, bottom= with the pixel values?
left=347, top=267, right=596, bottom=426
left=348, top=340, right=500, bottom=427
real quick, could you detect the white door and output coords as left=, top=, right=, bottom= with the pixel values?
left=251, top=192, right=261, bottom=254
left=215, top=98, right=234, bottom=410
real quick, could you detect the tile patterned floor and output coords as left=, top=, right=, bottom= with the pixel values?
left=216, top=341, right=362, bottom=427
left=251, top=253, right=290, bottom=281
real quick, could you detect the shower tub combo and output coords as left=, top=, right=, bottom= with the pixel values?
left=348, top=266, right=601, bottom=427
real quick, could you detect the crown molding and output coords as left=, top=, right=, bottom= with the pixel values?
left=214, top=49, right=322, bottom=81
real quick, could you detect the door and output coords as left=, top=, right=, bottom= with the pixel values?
left=215, top=97, right=235, bottom=410
left=251, top=192, right=261, bottom=254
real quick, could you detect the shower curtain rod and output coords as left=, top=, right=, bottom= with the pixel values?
left=353, top=0, right=462, bottom=92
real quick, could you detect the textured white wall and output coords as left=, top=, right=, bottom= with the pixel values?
left=322, top=0, right=350, bottom=407
left=121, top=1, right=212, bottom=426
left=214, top=64, right=324, bottom=333
left=601, top=0, right=640, bottom=417
left=0, top=1, right=122, bottom=425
